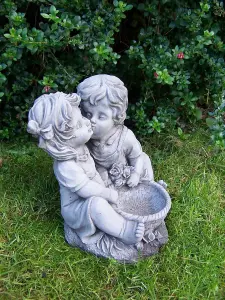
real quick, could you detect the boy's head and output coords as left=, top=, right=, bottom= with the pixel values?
left=77, top=74, right=128, bottom=126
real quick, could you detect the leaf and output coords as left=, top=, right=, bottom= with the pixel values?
left=22, top=28, right=28, bottom=36
left=178, top=127, right=183, bottom=136
left=0, top=64, right=7, bottom=71
left=211, top=23, right=220, bottom=34
left=194, top=108, right=202, bottom=120
left=204, top=40, right=212, bottom=45
left=50, top=5, right=58, bottom=15
left=26, top=44, right=34, bottom=51
left=4, top=34, right=11, bottom=39
left=125, top=4, right=133, bottom=11
left=206, top=118, right=216, bottom=127
left=137, top=3, right=145, bottom=11
left=41, top=13, right=50, bottom=19
left=218, top=58, right=224, bottom=64
left=0, top=92, right=4, bottom=97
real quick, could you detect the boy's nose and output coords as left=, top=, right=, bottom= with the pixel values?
left=90, top=116, right=96, bottom=124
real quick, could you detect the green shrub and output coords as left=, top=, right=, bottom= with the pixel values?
left=206, top=92, right=225, bottom=148
left=123, top=0, right=225, bottom=146
left=0, top=0, right=131, bottom=138
left=0, top=0, right=224, bottom=147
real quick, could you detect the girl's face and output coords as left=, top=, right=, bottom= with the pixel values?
left=67, top=107, right=93, bottom=148
left=81, top=98, right=115, bottom=140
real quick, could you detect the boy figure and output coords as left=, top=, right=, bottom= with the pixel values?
left=77, top=74, right=154, bottom=188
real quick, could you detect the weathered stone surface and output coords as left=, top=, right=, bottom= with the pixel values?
left=27, top=75, right=171, bottom=262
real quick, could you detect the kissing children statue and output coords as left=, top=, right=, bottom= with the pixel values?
left=27, top=80, right=171, bottom=262
left=27, top=92, right=148, bottom=261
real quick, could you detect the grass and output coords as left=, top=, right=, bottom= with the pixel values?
left=0, top=128, right=224, bottom=299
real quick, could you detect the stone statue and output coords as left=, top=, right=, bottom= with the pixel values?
left=77, top=74, right=154, bottom=189
left=27, top=76, right=171, bottom=263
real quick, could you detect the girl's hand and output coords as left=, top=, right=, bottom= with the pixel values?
left=127, top=172, right=140, bottom=188
left=108, top=189, right=118, bottom=204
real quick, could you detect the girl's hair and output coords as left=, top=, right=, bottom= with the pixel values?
left=27, top=92, right=81, bottom=160
left=77, top=74, right=128, bottom=125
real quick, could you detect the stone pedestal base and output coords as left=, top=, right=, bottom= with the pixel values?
left=64, top=221, right=169, bottom=263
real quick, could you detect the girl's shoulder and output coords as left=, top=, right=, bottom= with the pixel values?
left=53, top=159, right=89, bottom=189
left=53, top=159, right=82, bottom=175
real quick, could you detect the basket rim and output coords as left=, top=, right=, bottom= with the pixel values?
left=113, top=181, right=171, bottom=222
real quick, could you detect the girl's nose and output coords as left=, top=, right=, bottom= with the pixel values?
left=83, top=117, right=91, bottom=126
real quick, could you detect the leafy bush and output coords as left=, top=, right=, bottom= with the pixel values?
left=123, top=0, right=225, bottom=145
left=206, top=93, right=225, bottom=148
left=0, top=0, right=132, bottom=138
left=0, top=0, right=224, bottom=147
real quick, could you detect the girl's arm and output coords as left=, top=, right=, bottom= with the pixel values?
left=54, top=160, right=118, bottom=204
left=76, top=180, right=118, bottom=204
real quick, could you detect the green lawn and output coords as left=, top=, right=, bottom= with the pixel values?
left=0, top=129, right=224, bottom=299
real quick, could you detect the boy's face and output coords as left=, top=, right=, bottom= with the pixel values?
left=81, top=98, right=115, bottom=140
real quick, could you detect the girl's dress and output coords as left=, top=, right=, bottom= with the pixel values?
left=53, top=146, right=104, bottom=244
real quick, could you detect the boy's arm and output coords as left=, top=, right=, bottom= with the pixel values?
left=127, top=156, right=143, bottom=187
left=125, top=129, right=144, bottom=187
left=129, top=156, right=143, bottom=176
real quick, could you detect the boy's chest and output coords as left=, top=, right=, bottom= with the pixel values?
left=89, top=139, right=120, bottom=158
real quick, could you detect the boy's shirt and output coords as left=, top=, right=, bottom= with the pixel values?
left=88, top=125, right=142, bottom=167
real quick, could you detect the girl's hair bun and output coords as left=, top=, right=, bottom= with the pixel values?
left=27, top=120, right=54, bottom=140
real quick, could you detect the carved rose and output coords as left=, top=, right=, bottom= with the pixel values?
left=109, top=163, right=123, bottom=180
left=109, top=164, right=135, bottom=188
left=114, top=178, right=126, bottom=188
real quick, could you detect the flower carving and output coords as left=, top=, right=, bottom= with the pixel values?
left=109, top=163, right=134, bottom=188
left=109, top=163, right=123, bottom=180
left=114, top=178, right=126, bottom=188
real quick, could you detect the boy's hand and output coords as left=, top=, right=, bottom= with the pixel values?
left=127, top=172, right=140, bottom=188
left=108, top=189, right=118, bottom=204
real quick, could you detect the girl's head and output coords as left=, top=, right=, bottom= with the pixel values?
left=77, top=74, right=128, bottom=140
left=27, top=92, right=92, bottom=160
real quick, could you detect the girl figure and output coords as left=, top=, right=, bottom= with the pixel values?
left=27, top=92, right=144, bottom=246
left=77, top=74, right=154, bottom=188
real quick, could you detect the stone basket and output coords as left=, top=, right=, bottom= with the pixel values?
left=113, top=181, right=171, bottom=242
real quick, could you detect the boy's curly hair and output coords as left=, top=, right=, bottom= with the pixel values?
left=77, top=74, right=128, bottom=125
